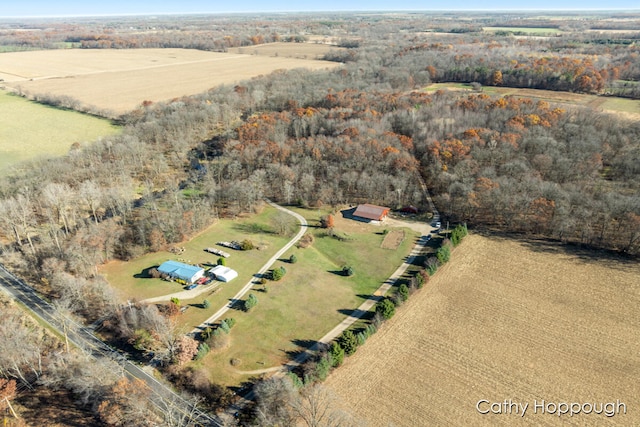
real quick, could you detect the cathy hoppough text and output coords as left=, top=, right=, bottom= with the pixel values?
left=476, top=399, right=627, bottom=418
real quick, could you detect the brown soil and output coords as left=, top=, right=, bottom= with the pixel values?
left=325, top=234, right=640, bottom=426
left=380, top=230, right=405, bottom=250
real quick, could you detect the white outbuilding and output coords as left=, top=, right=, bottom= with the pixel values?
left=210, top=265, right=238, bottom=283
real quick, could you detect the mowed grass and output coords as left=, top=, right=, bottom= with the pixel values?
left=193, top=206, right=419, bottom=386
left=599, top=96, right=640, bottom=114
left=0, top=90, right=120, bottom=173
left=100, top=206, right=290, bottom=304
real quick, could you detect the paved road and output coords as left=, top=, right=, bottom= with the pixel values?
left=0, top=264, right=221, bottom=427
left=191, top=199, right=308, bottom=335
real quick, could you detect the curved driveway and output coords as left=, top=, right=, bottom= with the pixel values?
left=191, top=200, right=307, bottom=334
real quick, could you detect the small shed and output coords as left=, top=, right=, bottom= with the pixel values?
left=157, top=261, right=205, bottom=284
left=353, top=204, right=390, bottom=223
left=400, top=205, right=419, bottom=214
left=210, top=265, right=238, bottom=283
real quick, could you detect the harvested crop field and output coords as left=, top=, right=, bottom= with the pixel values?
left=0, top=48, right=341, bottom=115
left=325, top=234, right=640, bottom=426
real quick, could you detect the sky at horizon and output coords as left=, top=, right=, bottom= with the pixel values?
left=1, top=0, right=639, bottom=18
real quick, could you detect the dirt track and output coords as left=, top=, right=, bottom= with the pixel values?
left=325, top=234, right=640, bottom=426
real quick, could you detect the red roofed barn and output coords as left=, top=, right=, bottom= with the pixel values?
left=353, top=204, right=390, bottom=222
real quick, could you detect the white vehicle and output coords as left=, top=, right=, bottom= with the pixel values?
left=435, top=221, right=441, bottom=228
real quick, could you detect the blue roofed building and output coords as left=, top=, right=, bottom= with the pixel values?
left=157, top=260, right=205, bottom=284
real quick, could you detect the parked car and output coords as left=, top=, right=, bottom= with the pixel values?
left=185, top=283, right=197, bottom=290
left=435, top=221, right=441, bottom=228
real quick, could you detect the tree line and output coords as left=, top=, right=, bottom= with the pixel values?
left=0, top=11, right=639, bottom=420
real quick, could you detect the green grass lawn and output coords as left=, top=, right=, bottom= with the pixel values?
left=599, top=97, right=640, bottom=114
left=0, top=90, right=120, bottom=174
left=192, top=206, right=419, bottom=386
left=101, top=206, right=290, bottom=303
left=104, top=203, right=421, bottom=386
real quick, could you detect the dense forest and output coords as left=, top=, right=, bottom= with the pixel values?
left=0, top=11, right=639, bottom=425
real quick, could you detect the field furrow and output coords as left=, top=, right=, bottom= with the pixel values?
left=325, top=234, right=640, bottom=426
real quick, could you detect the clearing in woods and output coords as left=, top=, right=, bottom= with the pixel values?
left=0, top=47, right=341, bottom=116
left=425, top=83, right=640, bottom=119
left=325, top=234, right=640, bottom=426
left=231, top=42, right=344, bottom=59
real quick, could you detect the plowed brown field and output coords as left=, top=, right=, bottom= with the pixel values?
left=325, top=234, right=640, bottom=426
left=0, top=47, right=340, bottom=115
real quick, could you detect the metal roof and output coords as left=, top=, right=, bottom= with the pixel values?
left=353, top=204, right=390, bottom=221
left=158, top=260, right=204, bottom=280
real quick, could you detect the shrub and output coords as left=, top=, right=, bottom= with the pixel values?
left=418, top=269, right=429, bottom=287
left=201, top=327, right=214, bottom=340
left=240, top=239, right=255, bottom=251
left=376, top=298, right=396, bottom=320
left=149, top=267, right=160, bottom=279
left=244, top=293, right=258, bottom=311
left=356, top=332, right=367, bottom=346
left=372, top=311, right=384, bottom=328
left=450, top=223, right=469, bottom=246
left=271, top=266, right=286, bottom=281
left=436, top=245, right=451, bottom=264
left=195, top=342, right=210, bottom=360
left=206, top=332, right=229, bottom=350
left=397, top=284, right=409, bottom=302
left=219, top=319, right=231, bottom=334
left=315, top=356, right=331, bottom=381
left=390, top=292, right=404, bottom=307
left=224, top=318, right=236, bottom=329
left=320, top=214, right=334, bottom=228
left=365, top=323, right=377, bottom=337
left=289, top=254, right=297, bottom=264
left=338, top=330, right=358, bottom=356
left=342, top=266, right=354, bottom=277
left=202, top=299, right=210, bottom=309
left=217, top=257, right=226, bottom=266
left=297, top=233, right=314, bottom=248
left=287, top=372, right=304, bottom=389
left=170, top=297, right=180, bottom=307
left=329, top=342, right=345, bottom=367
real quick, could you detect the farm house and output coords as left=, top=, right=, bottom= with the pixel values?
left=157, top=260, right=205, bottom=284
left=353, top=204, right=390, bottom=223
left=210, top=265, right=238, bottom=282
